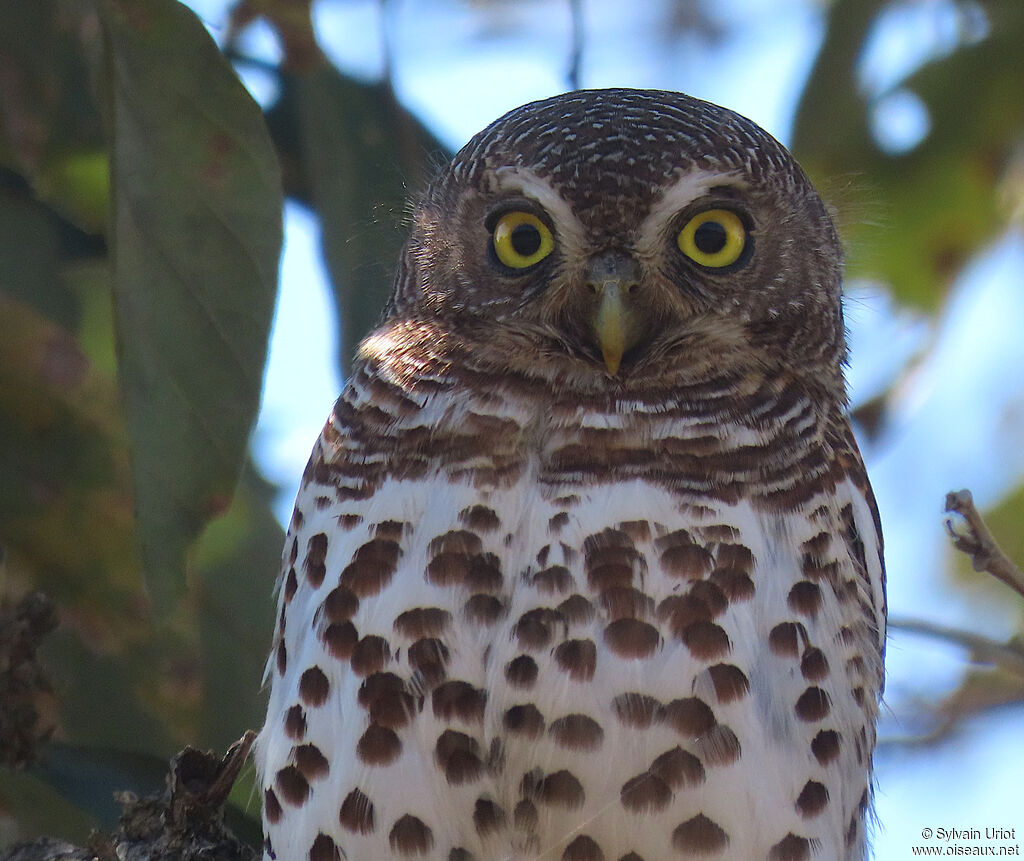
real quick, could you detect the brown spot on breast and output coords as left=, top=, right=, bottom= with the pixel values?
left=389, top=814, right=434, bottom=855
left=323, top=620, right=359, bottom=659
left=618, top=520, right=652, bottom=541
left=558, top=594, right=596, bottom=624
left=662, top=697, right=715, bottom=736
left=672, top=813, right=728, bottom=853
left=600, top=586, right=655, bottom=620
left=304, top=533, right=328, bottom=587
left=473, top=797, right=506, bottom=835
left=585, top=528, right=644, bottom=591
left=432, top=681, right=487, bottom=723
left=393, top=607, right=452, bottom=638
left=515, top=608, right=564, bottom=649
left=696, top=723, right=741, bottom=765
left=768, top=621, right=807, bottom=657
left=464, top=594, right=506, bottom=624
left=284, top=568, right=298, bottom=602
left=356, top=724, right=401, bottom=765
left=351, top=635, right=392, bottom=676
left=341, top=538, right=401, bottom=597
left=618, top=854, right=644, bottom=861
left=294, top=743, right=329, bottom=780
left=467, top=553, right=503, bottom=592
left=620, top=771, right=672, bottom=813
left=460, top=505, right=501, bottom=531
left=275, top=765, right=309, bottom=805
left=690, top=580, right=729, bottom=614
left=795, top=687, right=831, bottom=721
left=284, top=705, right=306, bottom=739
left=549, top=512, right=570, bottom=533
left=704, top=664, right=750, bottom=703
left=324, top=586, right=359, bottom=622
left=768, top=833, right=815, bottom=860
left=340, top=787, right=376, bottom=833
left=373, top=520, right=406, bottom=540
left=604, top=619, right=660, bottom=658
left=611, top=693, right=662, bottom=728
left=658, top=538, right=713, bottom=580
left=709, top=569, right=755, bottom=601
left=309, top=833, right=342, bottom=861
left=811, top=729, right=841, bottom=765
left=554, top=639, right=597, bottom=682
left=409, top=637, right=450, bottom=686
left=796, top=780, right=829, bottom=817
left=800, top=647, right=829, bottom=681
left=535, top=770, right=585, bottom=809
left=448, top=850, right=474, bottom=861
left=435, top=730, right=483, bottom=784
left=504, top=704, right=545, bottom=737
left=264, top=787, right=281, bottom=823
left=562, top=835, right=604, bottom=860
left=788, top=581, right=823, bottom=617
left=514, top=799, right=538, bottom=831
left=549, top=713, right=604, bottom=751
left=276, top=640, right=287, bottom=675
left=299, top=666, right=329, bottom=706
left=651, top=746, right=705, bottom=788
left=365, top=680, right=417, bottom=728
left=532, top=565, right=572, bottom=594
left=339, top=513, right=363, bottom=529
left=505, top=654, right=539, bottom=688
left=680, top=621, right=731, bottom=659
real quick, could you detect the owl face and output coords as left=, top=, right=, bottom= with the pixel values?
left=397, top=89, right=845, bottom=388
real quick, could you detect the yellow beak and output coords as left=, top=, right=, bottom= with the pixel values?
left=595, top=283, right=628, bottom=375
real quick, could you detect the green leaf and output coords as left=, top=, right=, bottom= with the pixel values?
left=267, top=67, right=450, bottom=370
left=793, top=0, right=1024, bottom=308
left=192, top=465, right=281, bottom=752
left=99, top=0, right=283, bottom=613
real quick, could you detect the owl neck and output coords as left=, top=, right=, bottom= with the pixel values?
left=311, top=318, right=860, bottom=508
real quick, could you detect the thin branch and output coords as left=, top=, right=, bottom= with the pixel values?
left=944, top=488, right=1024, bottom=600
left=890, top=617, right=1024, bottom=677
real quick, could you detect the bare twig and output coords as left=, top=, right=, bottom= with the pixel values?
left=890, top=617, right=1024, bottom=677
left=944, top=488, right=1024, bottom=600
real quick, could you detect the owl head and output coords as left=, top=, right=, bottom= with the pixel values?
left=379, top=89, right=846, bottom=397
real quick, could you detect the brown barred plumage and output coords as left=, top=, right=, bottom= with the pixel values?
left=258, top=89, right=885, bottom=861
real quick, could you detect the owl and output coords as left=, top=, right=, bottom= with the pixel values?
left=256, top=88, right=886, bottom=861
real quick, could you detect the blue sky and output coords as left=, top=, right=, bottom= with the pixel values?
left=190, top=0, right=1024, bottom=852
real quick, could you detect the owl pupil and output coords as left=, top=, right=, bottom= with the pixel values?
left=511, top=224, right=542, bottom=257
left=694, top=221, right=728, bottom=254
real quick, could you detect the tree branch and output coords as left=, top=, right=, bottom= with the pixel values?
left=944, top=488, right=1024, bottom=599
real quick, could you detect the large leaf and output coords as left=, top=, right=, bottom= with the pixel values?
left=100, top=0, right=283, bottom=613
left=793, top=0, right=1024, bottom=308
left=265, top=63, right=451, bottom=371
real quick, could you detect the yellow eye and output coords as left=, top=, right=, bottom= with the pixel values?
left=491, top=211, right=554, bottom=270
left=677, top=209, right=748, bottom=268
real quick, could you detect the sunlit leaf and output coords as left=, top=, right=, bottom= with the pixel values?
left=99, top=0, right=283, bottom=613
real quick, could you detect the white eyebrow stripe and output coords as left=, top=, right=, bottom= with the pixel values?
left=491, top=165, right=587, bottom=251
left=635, top=169, right=746, bottom=257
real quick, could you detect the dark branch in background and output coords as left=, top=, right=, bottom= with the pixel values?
left=889, top=618, right=1024, bottom=678
left=881, top=489, right=1024, bottom=748
left=0, top=734, right=258, bottom=861
left=567, top=0, right=583, bottom=90
left=944, top=489, right=1024, bottom=600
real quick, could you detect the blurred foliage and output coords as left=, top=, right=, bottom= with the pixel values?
left=0, top=0, right=1022, bottom=846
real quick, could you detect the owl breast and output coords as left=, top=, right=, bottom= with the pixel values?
left=256, top=368, right=884, bottom=861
